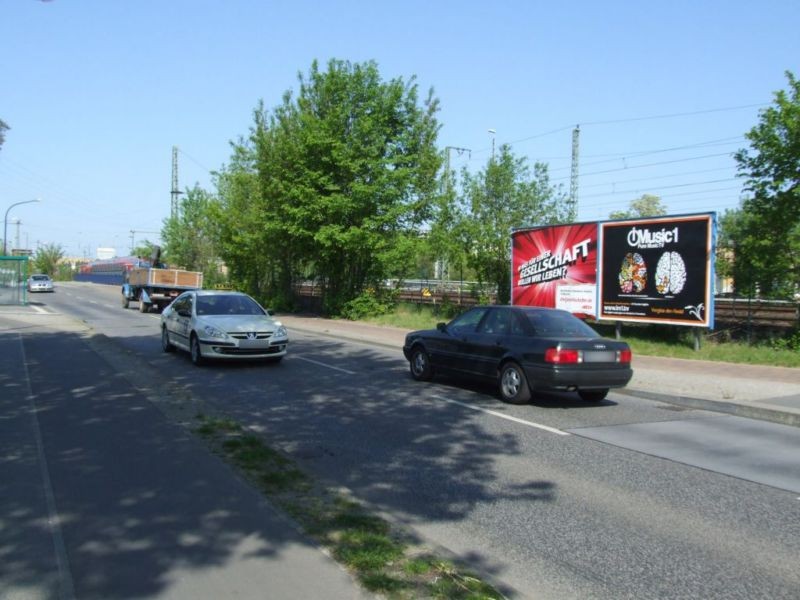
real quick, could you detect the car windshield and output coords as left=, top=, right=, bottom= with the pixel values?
left=196, top=294, right=265, bottom=316
left=524, top=310, right=599, bottom=338
left=32, top=275, right=50, bottom=281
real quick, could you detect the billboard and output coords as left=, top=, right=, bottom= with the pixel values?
left=597, top=214, right=715, bottom=327
left=511, top=223, right=598, bottom=317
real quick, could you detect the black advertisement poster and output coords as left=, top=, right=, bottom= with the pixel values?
left=598, top=214, right=715, bottom=327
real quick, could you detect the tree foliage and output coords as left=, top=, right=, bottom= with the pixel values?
left=162, top=185, right=223, bottom=284
left=32, top=243, right=64, bottom=276
left=215, top=59, right=441, bottom=314
left=732, top=71, right=800, bottom=298
left=608, top=194, right=668, bottom=220
left=0, top=118, right=8, bottom=151
left=459, top=145, right=569, bottom=304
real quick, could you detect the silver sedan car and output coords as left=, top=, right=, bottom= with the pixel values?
left=27, top=274, right=54, bottom=292
left=160, top=290, right=288, bottom=365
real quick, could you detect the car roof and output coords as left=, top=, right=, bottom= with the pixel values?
left=192, top=290, right=248, bottom=296
left=473, top=305, right=566, bottom=313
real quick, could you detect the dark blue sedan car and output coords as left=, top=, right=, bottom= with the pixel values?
left=403, top=305, right=633, bottom=404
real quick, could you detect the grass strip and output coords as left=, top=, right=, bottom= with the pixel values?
left=194, top=414, right=504, bottom=599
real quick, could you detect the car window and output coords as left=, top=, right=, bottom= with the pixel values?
left=525, top=310, right=599, bottom=338
left=172, top=295, right=188, bottom=313
left=33, top=275, right=50, bottom=281
left=196, top=295, right=265, bottom=316
left=448, top=307, right=489, bottom=335
left=479, top=308, right=511, bottom=335
left=510, top=311, right=528, bottom=336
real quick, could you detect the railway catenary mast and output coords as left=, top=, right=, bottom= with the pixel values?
left=171, top=145, right=182, bottom=220
left=569, top=125, right=580, bottom=221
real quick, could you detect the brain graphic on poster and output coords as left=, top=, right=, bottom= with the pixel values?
left=655, top=251, right=687, bottom=295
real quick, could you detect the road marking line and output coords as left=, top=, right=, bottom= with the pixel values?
left=30, top=304, right=49, bottom=314
left=293, top=355, right=357, bottom=375
left=432, top=395, right=570, bottom=436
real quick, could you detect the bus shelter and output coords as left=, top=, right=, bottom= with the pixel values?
left=0, top=256, right=29, bottom=305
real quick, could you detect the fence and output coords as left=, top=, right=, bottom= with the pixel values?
left=293, top=281, right=800, bottom=331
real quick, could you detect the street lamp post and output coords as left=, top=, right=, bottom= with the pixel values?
left=3, top=199, right=40, bottom=255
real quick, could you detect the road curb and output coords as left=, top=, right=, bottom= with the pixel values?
left=618, top=387, right=800, bottom=428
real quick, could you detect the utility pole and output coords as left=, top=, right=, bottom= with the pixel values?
left=13, top=219, right=21, bottom=251
left=171, top=146, right=182, bottom=220
left=443, top=146, right=471, bottom=194
left=569, top=125, right=580, bottom=221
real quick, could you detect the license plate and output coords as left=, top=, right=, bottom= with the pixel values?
left=583, top=350, right=616, bottom=363
left=238, top=339, right=266, bottom=350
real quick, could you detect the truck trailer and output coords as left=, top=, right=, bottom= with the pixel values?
left=121, top=247, right=203, bottom=312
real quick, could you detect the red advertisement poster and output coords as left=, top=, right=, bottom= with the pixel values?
left=511, top=223, right=598, bottom=316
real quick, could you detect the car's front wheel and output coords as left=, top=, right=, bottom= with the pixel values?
left=161, top=326, right=175, bottom=353
left=499, top=361, right=531, bottom=404
left=190, top=334, right=205, bottom=366
left=409, top=346, right=433, bottom=381
left=578, top=389, right=608, bottom=402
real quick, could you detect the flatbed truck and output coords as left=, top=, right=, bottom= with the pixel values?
left=122, top=266, right=203, bottom=313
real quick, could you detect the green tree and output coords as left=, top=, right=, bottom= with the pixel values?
left=162, top=184, right=223, bottom=284
left=132, top=240, right=159, bottom=262
left=461, top=144, right=569, bottom=304
left=608, top=194, right=668, bottom=220
left=32, top=242, right=64, bottom=276
left=215, top=111, right=295, bottom=307
left=217, top=59, right=442, bottom=314
left=733, top=71, right=800, bottom=298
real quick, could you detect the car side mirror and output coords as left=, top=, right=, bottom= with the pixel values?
left=177, top=309, right=191, bottom=318
left=436, top=322, right=447, bottom=333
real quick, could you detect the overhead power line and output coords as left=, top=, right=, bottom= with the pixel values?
left=579, top=103, right=768, bottom=127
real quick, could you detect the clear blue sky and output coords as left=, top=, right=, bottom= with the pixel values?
left=2, top=0, right=798, bottom=257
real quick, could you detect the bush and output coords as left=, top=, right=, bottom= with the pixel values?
left=341, top=291, right=395, bottom=320
left=771, top=329, right=800, bottom=351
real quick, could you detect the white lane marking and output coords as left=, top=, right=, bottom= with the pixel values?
left=293, top=355, right=357, bottom=375
left=432, top=394, right=570, bottom=436
left=30, top=304, right=49, bottom=314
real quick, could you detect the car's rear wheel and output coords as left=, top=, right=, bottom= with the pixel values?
left=161, top=327, right=175, bottom=353
left=409, top=346, right=433, bottom=381
left=499, top=361, right=531, bottom=404
left=190, top=334, right=205, bottom=366
left=578, top=389, right=608, bottom=402
left=139, top=299, right=150, bottom=313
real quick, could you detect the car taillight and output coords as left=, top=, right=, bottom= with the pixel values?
left=618, top=349, right=632, bottom=363
left=545, top=348, right=582, bottom=364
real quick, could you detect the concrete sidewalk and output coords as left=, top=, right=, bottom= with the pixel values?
left=277, top=314, right=800, bottom=428
left=0, top=308, right=371, bottom=600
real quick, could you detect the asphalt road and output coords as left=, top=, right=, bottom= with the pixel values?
left=13, top=282, right=800, bottom=599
